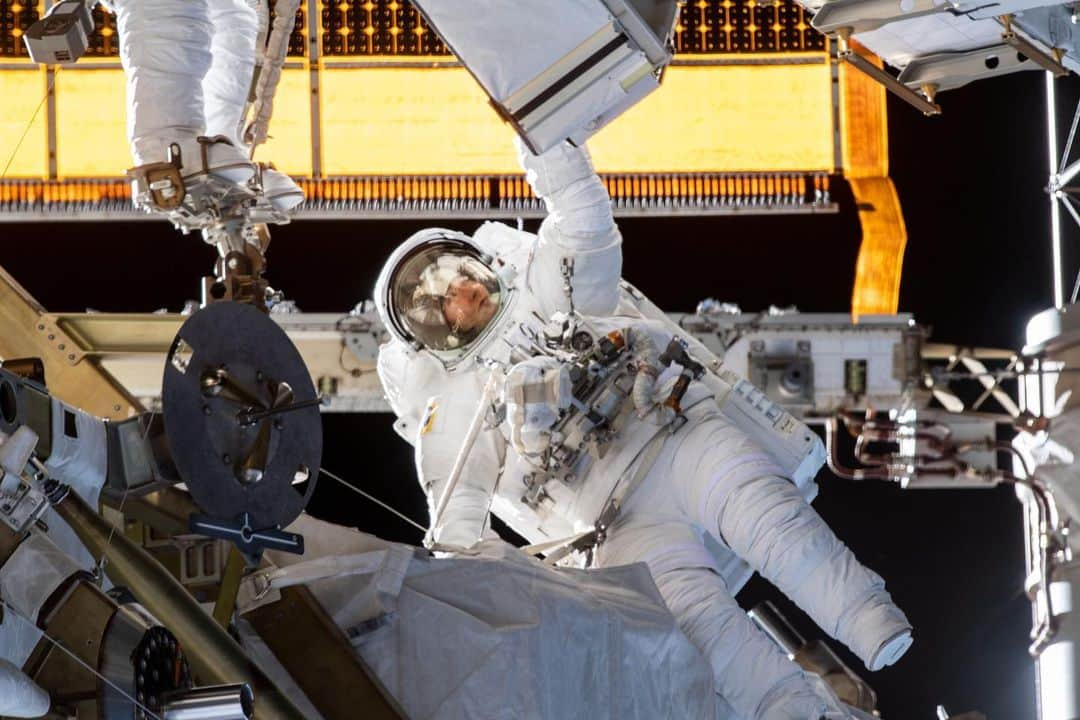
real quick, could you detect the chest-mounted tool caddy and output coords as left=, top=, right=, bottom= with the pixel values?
left=504, top=312, right=637, bottom=509
left=506, top=310, right=749, bottom=512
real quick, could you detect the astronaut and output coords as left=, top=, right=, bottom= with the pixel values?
left=375, top=139, right=913, bottom=719
left=109, top=0, right=302, bottom=211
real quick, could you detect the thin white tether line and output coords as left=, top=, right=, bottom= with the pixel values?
left=0, top=596, right=164, bottom=720
left=96, top=410, right=157, bottom=576
left=318, top=467, right=427, bottom=534
left=0, top=71, right=54, bottom=180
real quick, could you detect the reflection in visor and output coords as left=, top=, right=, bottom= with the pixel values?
left=390, top=247, right=502, bottom=352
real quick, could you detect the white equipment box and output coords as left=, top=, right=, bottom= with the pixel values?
left=409, top=0, right=679, bottom=153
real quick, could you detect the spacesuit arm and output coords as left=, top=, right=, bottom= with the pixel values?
left=377, top=342, right=506, bottom=547
left=376, top=341, right=427, bottom=445
left=415, top=371, right=506, bottom=548
left=518, top=138, right=623, bottom=319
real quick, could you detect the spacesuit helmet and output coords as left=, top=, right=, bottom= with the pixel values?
left=375, top=228, right=511, bottom=368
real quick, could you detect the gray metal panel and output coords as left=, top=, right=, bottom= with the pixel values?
left=75, top=309, right=914, bottom=416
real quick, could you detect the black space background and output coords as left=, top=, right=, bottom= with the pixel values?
left=3, top=70, right=1078, bottom=718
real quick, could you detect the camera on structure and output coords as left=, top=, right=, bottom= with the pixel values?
left=23, top=0, right=94, bottom=65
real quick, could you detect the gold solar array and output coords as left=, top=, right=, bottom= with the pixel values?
left=0, top=173, right=831, bottom=218
left=0, top=0, right=37, bottom=56
left=0, top=0, right=836, bottom=217
left=674, top=0, right=824, bottom=53
left=317, top=0, right=825, bottom=56
left=0, top=0, right=823, bottom=58
left=85, top=5, right=119, bottom=56
left=321, top=0, right=446, bottom=56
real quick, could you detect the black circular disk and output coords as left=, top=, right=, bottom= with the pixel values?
left=162, top=302, right=320, bottom=529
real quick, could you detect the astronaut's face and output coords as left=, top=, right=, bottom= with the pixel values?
left=442, top=275, right=498, bottom=333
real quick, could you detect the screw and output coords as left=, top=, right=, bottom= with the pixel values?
left=256, top=371, right=264, bottom=382
left=113, top=404, right=121, bottom=412
left=47, top=334, right=54, bottom=341
left=68, top=354, right=75, bottom=361
left=37, top=324, right=44, bottom=330
left=222, top=454, right=231, bottom=464
left=203, top=405, right=212, bottom=416
left=274, top=419, right=284, bottom=430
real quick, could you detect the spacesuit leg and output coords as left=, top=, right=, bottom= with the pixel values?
left=202, top=0, right=259, bottom=147
left=112, top=0, right=254, bottom=182
left=202, top=0, right=304, bottom=211
left=112, top=0, right=210, bottom=164
left=597, top=522, right=843, bottom=719
left=673, top=415, right=913, bottom=672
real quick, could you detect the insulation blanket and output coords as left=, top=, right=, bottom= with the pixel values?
left=246, top=515, right=716, bottom=719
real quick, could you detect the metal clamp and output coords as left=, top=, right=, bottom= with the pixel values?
left=836, top=29, right=942, bottom=116
left=127, top=144, right=187, bottom=211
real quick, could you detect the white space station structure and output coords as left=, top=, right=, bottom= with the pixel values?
left=6, top=0, right=1080, bottom=720
left=2, top=293, right=1072, bottom=719
left=791, top=0, right=1080, bottom=115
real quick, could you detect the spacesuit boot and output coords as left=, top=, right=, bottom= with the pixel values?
left=259, top=167, right=305, bottom=212
left=113, top=0, right=255, bottom=188
left=201, top=0, right=305, bottom=213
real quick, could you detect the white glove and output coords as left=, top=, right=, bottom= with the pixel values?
left=502, top=357, right=571, bottom=457
left=514, top=136, right=597, bottom=200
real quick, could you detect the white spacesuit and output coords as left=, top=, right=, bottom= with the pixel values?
left=109, top=0, right=302, bottom=210
left=375, top=140, right=913, bottom=719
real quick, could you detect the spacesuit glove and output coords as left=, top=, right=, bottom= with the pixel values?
left=515, top=135, right=598, bottom=200
left=424, top=532, right=471, bottom=558
left=502, top=357, right=571, bottom=457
